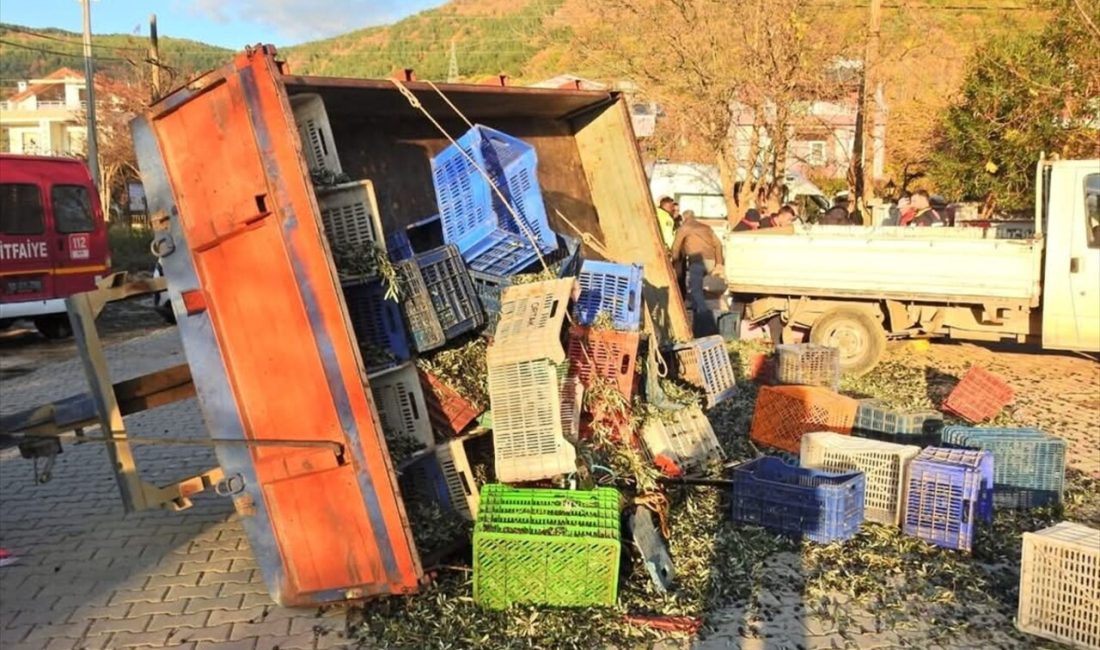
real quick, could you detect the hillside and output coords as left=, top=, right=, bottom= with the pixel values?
left=1, top=1, right=1051, bottom=175
left=0, top=23, right=231, bottom=95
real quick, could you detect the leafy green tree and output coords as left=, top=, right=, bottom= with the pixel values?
left=930, top=0, right=1100, bottom=209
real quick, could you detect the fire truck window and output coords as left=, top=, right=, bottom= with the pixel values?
left=0, top=183, right=45, bottom=235
left=52, top=184, right=95, bottom=233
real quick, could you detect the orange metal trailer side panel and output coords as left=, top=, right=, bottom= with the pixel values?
left=142, top=48, right=420, bottom=604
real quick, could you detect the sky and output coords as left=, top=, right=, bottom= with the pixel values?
left=0, top=0, right=446, bottom=48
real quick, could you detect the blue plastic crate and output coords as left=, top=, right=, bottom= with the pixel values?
left=386, top=230, right=413, bottom=262
left=854, top=399, right=945, bottom=445
left=432, top=125, right=558, bottom=275
left=574, top=260, right=644, bottom=331
left=903, top=447, right=994, bottom=552
left=941, top=427, right=1065, bottom=509
left=342, top=279, right=411, bottom=369
left=730, top=456, right=865, bottom=543
left=469, top=269, right=512, bottom=336
left=417, top=245, right=484, bottom=340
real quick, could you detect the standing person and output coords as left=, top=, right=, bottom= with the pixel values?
left=670, top=210, right=725, bottom=337
left=819, top=193, right=852, bottom=225
left=656, top=196, right=676, bottom=248
left=907, top=190, right=945, bottom=227
left=671, top=202, right=682, bottom=229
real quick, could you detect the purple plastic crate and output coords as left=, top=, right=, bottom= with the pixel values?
left=903, top=447, right=994, bottom=552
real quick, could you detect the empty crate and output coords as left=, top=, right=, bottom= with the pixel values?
left=750, top=385, right=860, bottom=454
left=473, top=485, right=620, bottom=609
left=1017, top=522, right=1100, bottom=649
left=491, top=278, right=573, bottom=360
left=942, top=366, right=1014, bottom=423
left=368, top=362, right=434, bottom=448
left=290, top=93, right=342, bottom=175
left=488, top=358, right=575, bottom=482
left=731, top=457, right=865, bottom=543
left=418, top=369, right=481, bottom=438
left=399, top=435, right=481, bottom=521
left=432, top=125, right=558, bottom=275
left=941, top=426, right=1065, bottom=509
left=566, top=325, right=640, bottom=401
left=775, top=343, right=841, bottom=390
left=396, top=245, right=484, bottom=353
left=640, top=406, right=724, bottom=476
left=800, top=432, right=921, bottom=526
left=903, top=447, right=994, bottom=552
left=669, top=336, right=738, bottom=407
left=574, top=260, right=644, bottom=331
left=469, top=270, right=512, bottom=335
left=342, top=279, right=411, bottom=370
left=395, top=258, right=446, bottom=352
left=854, top=399, right=944, bottom=444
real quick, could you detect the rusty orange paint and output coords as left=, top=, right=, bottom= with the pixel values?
left=146, top=48, right=421, bottom=605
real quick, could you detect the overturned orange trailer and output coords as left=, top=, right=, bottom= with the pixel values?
left=132, top=45, right=687, bottom=607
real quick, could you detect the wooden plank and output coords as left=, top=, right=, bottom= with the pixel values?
left=573, top=99, right=690, bottom=341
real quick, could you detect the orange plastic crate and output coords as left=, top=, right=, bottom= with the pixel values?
left=418, top=369, right=482, bottom=438
left=567, top=325, right=640, bottom=401
left=942, top=366, right=1014, bottom=423
left=749, top=385, right=859, bottom=454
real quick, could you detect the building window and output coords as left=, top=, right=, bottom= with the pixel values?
left=0, top=184, right=46, bottom=235
left=807, top=140, right=827, bottom=166
left=52, top=185, right=95, bottom=233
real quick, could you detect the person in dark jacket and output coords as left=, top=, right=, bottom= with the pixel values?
left=819, top=193, right=852, bottom=225
left=908, top=190, right=945, bottom=227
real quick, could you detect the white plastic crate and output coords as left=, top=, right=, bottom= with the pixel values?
left=800, top=432, right=921, bottom=526
left=640, top=406, right=724, bottom=476
left=488, top=278, right=574, bottom=365
left=435, top=436, right=481, bottom=520
left=290, top=93, right=342, bottom=175
left=315, top=179, right=384, bottom=253
left=1018, top=522, right=1100, bottom=649
left=368, top=362, right=433, bottom=448
left=560, top=377, right=583, bottom=440
left=488, top=357, right=576, bottom=483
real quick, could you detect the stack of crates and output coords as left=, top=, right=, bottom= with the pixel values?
left=942, top=366, right=1015, bottom=422
left=1017, top=522, right=1100, bottom=649
left=487, top=278, right=578, bottom=483
left=774, top=343, right=841, bottom=391
left=396, top=244, right=484, bottom=352
left=639, top=406, right=724, bottom=477
left=314, top=179, right=386, bottom=280
left=749, top=385, right=860, bottom=454
left=730, top=457, right=865, bottom=543
left=941, top=426, right=1065, bottom=509
left=902, top=447, right=994, bottom=552
left=854, top=399, right=944, bottom=445
left=800, top=432, right=921, bottom=526
left=669, top=335, right=738, bottom=407
left=291, top=93, right=342, bottom=176
left=473, top=485, right=621, bottom=609
left=432, top=125, right=558, bottom=275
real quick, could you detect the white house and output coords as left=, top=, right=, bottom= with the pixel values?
left=0, top=68, right=88, bottom=156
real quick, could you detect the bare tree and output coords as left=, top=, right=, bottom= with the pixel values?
left=571, top=0, right=849, bottom=225
left=77, top=73, right=146, bottom=222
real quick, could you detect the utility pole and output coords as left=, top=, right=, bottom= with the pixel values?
left=447, top=38, right=459, bottom=83
left=859, top=0, right=883, bottom=210
left=81, top=0, right=100, bottom=190
left=148, top=13, right=161, bottom=101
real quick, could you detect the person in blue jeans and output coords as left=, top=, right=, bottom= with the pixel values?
left=670, top=210, right=725, bottom=337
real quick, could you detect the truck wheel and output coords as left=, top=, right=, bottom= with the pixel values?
left=34, top=315, right=73, bottom=340
left=810, top=308, right=885, bottom=376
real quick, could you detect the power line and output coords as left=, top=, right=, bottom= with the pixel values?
left=1, top=24, right=147, bottom=52
left=0, top=39, right=130, bottom=62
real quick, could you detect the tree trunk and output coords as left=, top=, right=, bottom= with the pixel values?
left=736, top=122, right=762, bottom=209
left=718, top=141, right=741, bottom=227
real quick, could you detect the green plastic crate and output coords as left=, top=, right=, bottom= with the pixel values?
left=473, top=484, right=621, bottom=609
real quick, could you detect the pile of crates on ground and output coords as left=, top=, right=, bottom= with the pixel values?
left=293, top=95, right=1096, bottom=647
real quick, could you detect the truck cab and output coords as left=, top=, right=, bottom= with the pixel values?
left=0, top=154, right=109, bottom=338
left=1039, top=158, right=1100, bottom=352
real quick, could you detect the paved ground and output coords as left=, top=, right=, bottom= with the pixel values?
left=0, top=328, right=350, bottom=650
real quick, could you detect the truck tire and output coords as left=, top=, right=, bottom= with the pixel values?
left=34, top=315, right=73, bottom=340
left=810, top=308, right=885, bottom=377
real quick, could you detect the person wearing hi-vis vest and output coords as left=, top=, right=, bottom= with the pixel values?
left=655, top=196, right=676, bottom=248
